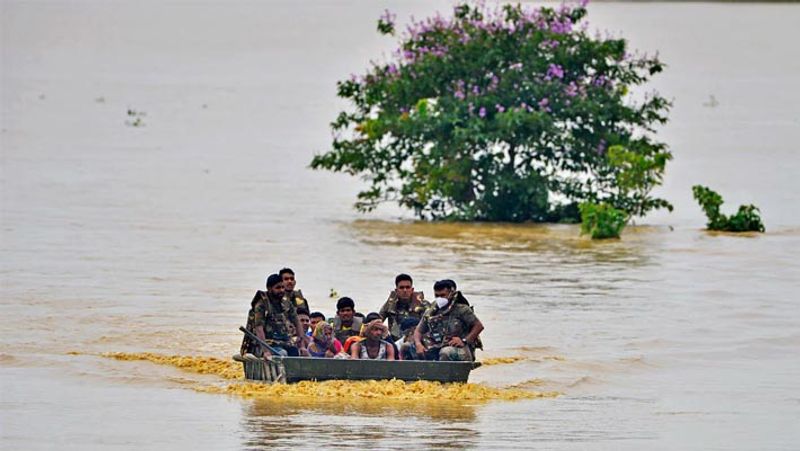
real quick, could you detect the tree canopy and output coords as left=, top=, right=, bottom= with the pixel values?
left=311, top=1, right=672, bottom=222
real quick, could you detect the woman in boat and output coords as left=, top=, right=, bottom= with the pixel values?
left=350, top=320, right=396, bottom=360
left=307, top=321, right=340, bottom=358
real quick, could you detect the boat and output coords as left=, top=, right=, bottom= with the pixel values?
left=232, top=353, right=481, bottom=383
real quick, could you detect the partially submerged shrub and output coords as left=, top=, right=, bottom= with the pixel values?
left=692, top=185, right=765, bottom=232
left=311, top=1, right=671, bottom=222
left=579, top=202, right=627, bottom=239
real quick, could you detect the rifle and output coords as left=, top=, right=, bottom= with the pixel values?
left=239, top=326, right=285, bottom=357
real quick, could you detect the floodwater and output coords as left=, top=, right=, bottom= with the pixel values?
left=2, top=1, right=799, bottom=449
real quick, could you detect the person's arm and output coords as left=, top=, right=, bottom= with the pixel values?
left=413, top=321, right=427, bottom=355
left=350, top=342, right=361, bottom=359
left=386, top=342, right=396, bottom=361
left=464, top=319, right=484, bottom=347
left=294, top=316, right=309, bottom=349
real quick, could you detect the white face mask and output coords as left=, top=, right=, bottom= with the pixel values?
left=435, top=297, right=449, bottom=309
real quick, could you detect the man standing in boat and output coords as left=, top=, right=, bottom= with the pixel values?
left=379, top=273, right=429, bottom=341
left=240, top=273, right=307, bottom=358
left=279, top=267, right=310, bottom=313
left=413, top=280, right=484, bottom=361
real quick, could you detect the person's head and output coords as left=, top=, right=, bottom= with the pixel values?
left=279, top=267, right=296, bottom=292
left=433, top=279, right=455, bottom=300
left=313, top=321, right=334, bottom=345
left=296, top=307, right=310, bottom=333
left=363, top=319, right=388, bottom=342
left=365, top=312, right=382, bottom=323
left=309, top=311, right=326, bottom=331
left=266, top=274, right=284, bottom=297
left=336, top=297, right=355, bottom=322
left=394, top=273, right=414, bottom=301
left=400, top=317, right=420, bottom=338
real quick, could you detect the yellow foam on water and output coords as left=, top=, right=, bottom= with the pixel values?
left=480, top=356, right=526, bottom=366
left=199, top=379, right=559, bottom=401
left=102, top=352, right=242, bottom=380
left=99, top=352, right=559, bottom=401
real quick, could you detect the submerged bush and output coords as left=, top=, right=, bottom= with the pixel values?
left=692, top=185, right=765, bottom=232
left=311, top=1, right=671, bottom=222
left=579, top=202, right=627, bottom=239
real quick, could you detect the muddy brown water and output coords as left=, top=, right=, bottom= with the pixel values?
left=2, top=1, right=799, bottom=449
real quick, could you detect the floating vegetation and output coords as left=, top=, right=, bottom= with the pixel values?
left=480, top=356, right=527, bottom=366
left=125, top=108, right=147, bottom=127
left=97, top=352, right=558, bottom=401
left=199, top=379, right=559, bottom=401
left=102, top=352, right=242, bottom=380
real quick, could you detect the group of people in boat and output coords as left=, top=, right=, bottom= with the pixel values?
left=240, top=268, right=484, bottom=362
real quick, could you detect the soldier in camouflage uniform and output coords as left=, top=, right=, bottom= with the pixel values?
left=379, top=273, right=429, bottom=341
left=279, top=267, right=310, bottom=313
left=414, top=280, right=484, bottom=361
left=240, top=273, right=307, bottom=358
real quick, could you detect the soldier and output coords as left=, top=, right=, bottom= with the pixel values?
left=330, top=297, right=363, bottom=344
left=240, top=273, right=307, bottom=358
left=280, top=267, right=310, bottom=313
left=413, top=280, right=484, bottom=361
left=379, top=273, right=429, bottom=341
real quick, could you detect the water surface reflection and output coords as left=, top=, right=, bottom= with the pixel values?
left=242, top=398, right=478, bottom=449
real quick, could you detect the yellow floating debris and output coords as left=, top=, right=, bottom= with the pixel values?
left=102, top=352, right=242, bottom=380
left=480, top=356, right=527, bottom=366
left=199, top=379, right=559, bottom=401
left=98, top=352, right=560, bottom=401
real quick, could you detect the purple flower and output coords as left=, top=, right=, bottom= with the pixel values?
left=538, top=97, right=550, bottom=112
left=386, top=63, right=398, bottom=75
left=565, top=81, right=579, bottom=97
left=454, top=90, right=465, bottom=100
left=495, top=104, right=505, bottom=113
left=478, top=107, right=487, bottom=118
left=472, top=85, right=481, bottom=95
left=546, top=64, right=564, bottom=80
left=509, top=62, right=523, bottom=71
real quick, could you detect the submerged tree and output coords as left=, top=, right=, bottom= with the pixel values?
left=692, top=185, right=765, bottom=232
left=311, top=1, right=672, bottom=222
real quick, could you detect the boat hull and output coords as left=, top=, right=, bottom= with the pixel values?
left=233, top=354, right=480, bottom=383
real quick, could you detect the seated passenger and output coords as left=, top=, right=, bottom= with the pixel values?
left=330, top=297, right=363, bottom=344
left=365, top=311, right=399, bottom=356
left=295, top=308, right=311, bottom=336
left=351, top=320, right=396, bottom=360
left=308, top=311, right=326, bottom=336
left=379, top=273, right=429, bottom=341
left=395, top=317, right=420, bottom=361
left=240, top=273, right=307, bottom=358
left=414, top=280, right=484, bottom=361
left=307, top=321, right=341, bottom=358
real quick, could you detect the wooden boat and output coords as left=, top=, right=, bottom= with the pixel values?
left=232, top=353, right=481, bottom=384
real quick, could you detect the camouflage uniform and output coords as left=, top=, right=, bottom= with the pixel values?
left=240, top=290, right=299, bottom=356
left=283, top=289, right=310, bottom=313
left=379, top=291, right=428, bottom=341
left=417, top=291, right=480, bottom=361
